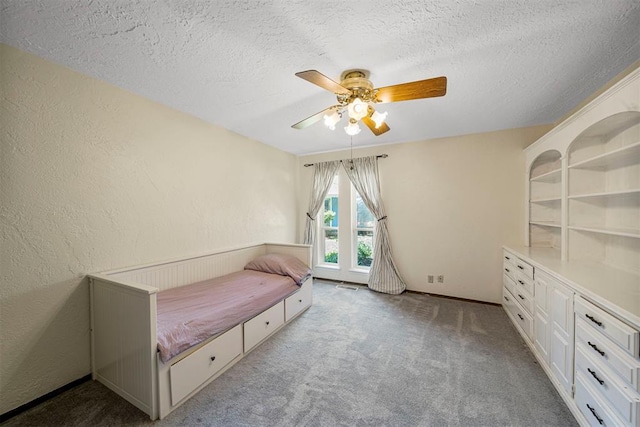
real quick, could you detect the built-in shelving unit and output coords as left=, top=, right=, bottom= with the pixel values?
left=516, top=65, right=640, bottom=427
left=526, top=110, right=640, bottom=272
left=567, top=111, right=640, bottom=275
left=529, top=150, right=563, bottom=252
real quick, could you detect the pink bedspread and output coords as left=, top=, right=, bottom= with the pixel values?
left=157, top=270, right=299, bottom=363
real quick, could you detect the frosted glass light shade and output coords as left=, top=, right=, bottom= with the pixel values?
left=344, top=121, right=361, bottom=136
left=348, top=98, right=368, bottom=121
left=323, top=111, right=341, bottom=130
left=371, top=110, right=388, bottom=128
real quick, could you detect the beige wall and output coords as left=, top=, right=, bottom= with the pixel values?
left=298, top=125, right=551, bottom=302
left=0, top=44, right=299, bottom=414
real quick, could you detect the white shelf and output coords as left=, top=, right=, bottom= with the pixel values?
left=569, top=141, right=640, bottom=170
left=568, top=225, right=640, bottom=239
left=569, top=188, right=640, bottom=200
left=530, top=220, right=562, bottom=228
left=530, top=197, right=562, bottom=203
left=530, top=168, right=562, bottom=183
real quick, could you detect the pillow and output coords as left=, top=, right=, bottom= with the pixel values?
left=244, top=253, right=311, bottom=285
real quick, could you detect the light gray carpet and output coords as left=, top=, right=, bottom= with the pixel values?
left=3, top=280, right=577, bottom=426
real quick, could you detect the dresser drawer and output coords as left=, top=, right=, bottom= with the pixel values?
left=503, top=274, right=517, bottom=297
left=503, top=264, right=516, bottom=281
left=244, top=301, right=285, bottom=352
left=576, top=346, right=640, bottom=426
left=503, top=286, right=515, bottom=309
left=514, top=272, right=534, bottom=296
left=504, top=287, right=533, bottom=341
left=170, top=324, right=242, bottom=405
left=512, top=286, right=534, bottom=316
left=514, top=257, right=534, bottom=280
left=576, top=297, right=640, bottom=358
left=577, top=318, right=640, bottom=393
left=503, top=250, right=516, bottom=266
left=285, top=280, right=312, bottom=321
left=576, top=371, right=627, bottom=427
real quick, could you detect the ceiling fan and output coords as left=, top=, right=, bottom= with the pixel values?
left=291, top=69, right=447, bottom=136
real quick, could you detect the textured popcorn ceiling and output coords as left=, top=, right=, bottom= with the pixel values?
left=1, top=1, right=639, bottom=155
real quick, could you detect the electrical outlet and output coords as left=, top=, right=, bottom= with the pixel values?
left=427, top=275, right=434, bottom=283
left=437, top=275, right=445, bottom=283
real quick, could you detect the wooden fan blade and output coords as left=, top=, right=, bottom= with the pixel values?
left=291, top=105, right=341, bottom=130
left=362, top=116, right=390, bottom=136
left=295, top=70, right=351, bottom=95
left=374, top=76, right=447, bottom=103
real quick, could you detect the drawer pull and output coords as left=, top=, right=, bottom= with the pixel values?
left=504, top=295, right=510, bottom=302
left=517, top=313, right=524, bottom=320
left=587, top=341, right=606, bottom=357
left=210, top=356, right=216, bottom=362
left=586, top=404, right=604, bottom=425
left=518, top=294, right=525, bottom=300
left=517, top=265, right=524, bottom=270
left=587, top=368, right=605, bottom=385
left=265, top=321, right=270, bottom=326
left=505, top=268, right=510, bottom=273
left=518, top=280, right=525, bottom=285
left=585, top=314, right=603, bottom=327
left=505, top=256, right=511, bottom=260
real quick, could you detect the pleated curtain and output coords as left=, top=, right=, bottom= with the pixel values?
left=342, top=156, right=406, bottom=295
left=303, top=160, right=341, bottom=247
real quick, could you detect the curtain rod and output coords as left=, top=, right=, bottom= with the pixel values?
left=303, top=154, right=388, bottom=167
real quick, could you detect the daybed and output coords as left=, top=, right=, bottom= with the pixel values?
left=89, top=243, right=313, bottom=420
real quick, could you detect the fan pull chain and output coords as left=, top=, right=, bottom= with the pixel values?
left=349, top=136, right=354, bottom=170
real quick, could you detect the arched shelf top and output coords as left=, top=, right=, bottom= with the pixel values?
left=567, top=111, right=640, bottom=167
left=529, top=149, right=562, bottom=182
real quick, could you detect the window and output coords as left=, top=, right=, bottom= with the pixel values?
left=354, top=192, right=374, bottom=268
left=319, top=174, right=339, bottom=265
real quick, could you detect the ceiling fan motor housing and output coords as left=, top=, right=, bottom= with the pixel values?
left=338, top=70, right=376, bottom=104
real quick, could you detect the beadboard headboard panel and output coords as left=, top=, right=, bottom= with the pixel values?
left=101, top=243, right=311, bottom=292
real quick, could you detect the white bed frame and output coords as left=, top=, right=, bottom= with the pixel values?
left=89, top=242, right=312, bottom=420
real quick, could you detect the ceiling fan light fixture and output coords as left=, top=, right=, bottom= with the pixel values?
left=371, top=110, right=388, bottom=128
left=347, top=98, right=368, bottom=121
left=323, top=111, right=341, bottom=130
left=344, top=119, right=361, bottom=136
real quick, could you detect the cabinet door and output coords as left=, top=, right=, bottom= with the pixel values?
left=535, top=310, right=550, bottom=365
left=533, top=276, right=550, bottom=366
left=549, top=280, right=574, bottom=395
left=534, top=276, right=549, bottom=313
left=551, top=284, right=573, bottom=335
left=551, top=327, right=573, bottom=394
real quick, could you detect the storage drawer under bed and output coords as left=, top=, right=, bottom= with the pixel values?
left=285, top=280, right=313, bottom=321
left=244, top=301, right=285, bottom=352
left=169, top=324, right=243, bottom=405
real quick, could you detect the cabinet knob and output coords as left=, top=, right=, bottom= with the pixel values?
left=586, top=404, right=603, bottom=425
left=299, top=299, right=303, bottom=303
left=265, top=321, right=270, bottom=326
left=587, top=341, right=605, bottom=357
left=210, top=356, right=216, bottom=362
left=518, top=280, right=525, bottom=285
left=585, top=314, right=603, bottom=327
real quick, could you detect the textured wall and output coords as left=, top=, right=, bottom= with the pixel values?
left=297, top=125, right=551, bottom=303
left=0, top=44, right=298, bottom=414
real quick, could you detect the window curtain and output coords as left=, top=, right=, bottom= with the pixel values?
left=343, top=156, right=406, bottom=295
left=303, top=160, right=341, bottom=248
